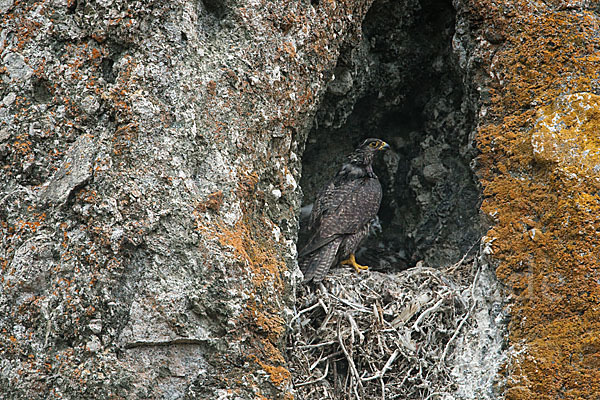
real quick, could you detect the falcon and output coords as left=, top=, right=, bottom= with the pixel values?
left=299, top=138, right=390, bottom=284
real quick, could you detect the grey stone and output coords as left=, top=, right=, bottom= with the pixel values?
left=86, top=335, right=102, bottom=353
left=38, top=134, right=96, bottom=206
left=2, top=92, right=16, bottom=106
left=4, top=53, right=33, bottom=81
left=80, top=95, right=100, bottom=115
left=0, top=0, right=14, bottom=13
left=88, top=319, right=103, bottom=335
left=423, top=162, right=448, bottom=182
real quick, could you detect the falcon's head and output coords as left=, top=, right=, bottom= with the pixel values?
left=360, top=138, right=390, bottom=152
left=349, top=138, right=390, bottom=166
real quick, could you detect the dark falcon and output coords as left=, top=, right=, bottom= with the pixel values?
left=299, top=138, right=390, bottom=284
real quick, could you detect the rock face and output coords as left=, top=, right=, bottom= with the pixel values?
left=2, top=0, right=599, bottom=399
left=0, top=1, right=372, bottom=399
left=456, top=1, right=600, bottom=398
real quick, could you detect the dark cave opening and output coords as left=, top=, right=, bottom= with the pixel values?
left=299, top=0, right=484, bottom=271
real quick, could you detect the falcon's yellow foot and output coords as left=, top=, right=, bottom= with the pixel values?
left=341, top=254, right=369, bottom=273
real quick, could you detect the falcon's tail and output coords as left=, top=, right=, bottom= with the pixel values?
left=299, top=237, right=342, bottom=284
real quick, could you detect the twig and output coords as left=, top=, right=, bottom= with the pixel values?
left=328, top=294, right=371, bottom=313
left=412, top=297, right=446, bottom=332
left=289, top=255, right=484, bottom=400
left=318, top=307, right=334, bottom=331
left=296, top=361, right=330, bottom=387
left=361, top=349, right=400, bottom=381
left=353, top=383, right=362, bottom=400
left=309, top=351, right=325, bottom=371
left=347, top=312, right=364, bottom=343
left=318, top=298, right=329, bottom=315
left=289, top=301, right=322, bottom=325
left=423, top=391, right=451, bottom=400
left=440, top=263, right=481, bottom=363
left=445, top=239, right=480, bottom=274
left=337, top=319, right=363, bottom=392
left=295, top=341, right=337, bottom=350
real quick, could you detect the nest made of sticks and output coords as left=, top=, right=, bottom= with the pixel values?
left=287, top=254, right=481, bottom=400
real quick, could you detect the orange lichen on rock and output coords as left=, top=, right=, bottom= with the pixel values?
left=211, top=218, right=285, bottom=292
left=195, top=168, right=291, bottom=393
left=258, top=361, right=292, bottom=387
left=197, top=191, right=224, bottom=212
left=202, top=213, right=291, bottom=391
left=471, top=1, right=600, bottom=398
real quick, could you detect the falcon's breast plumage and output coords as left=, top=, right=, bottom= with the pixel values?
left=299, top=138, right=390, bottom=284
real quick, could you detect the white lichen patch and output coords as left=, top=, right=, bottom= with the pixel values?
left=285, top=173, right=297, bottom=190
left=3, top=52, right=33, bottom=81
left=532, top=92, right=600, bottom=179
left=272, top=225, right=281, bottom=242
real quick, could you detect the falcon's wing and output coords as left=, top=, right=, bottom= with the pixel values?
left=299, top=177, right=382, bottom=257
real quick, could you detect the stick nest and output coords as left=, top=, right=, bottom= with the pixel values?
left=287, top=255, right=480, bottom=400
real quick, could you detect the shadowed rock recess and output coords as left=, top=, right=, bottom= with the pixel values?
left=300, top=0, right=484, bottom=271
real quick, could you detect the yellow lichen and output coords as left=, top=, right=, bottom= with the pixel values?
left=472, top=1, right=600, bottom=398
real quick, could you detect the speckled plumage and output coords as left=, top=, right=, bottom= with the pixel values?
left=299, top=138, right=389, bottom=284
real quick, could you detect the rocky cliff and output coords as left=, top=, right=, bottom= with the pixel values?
left=0, top=0, right=372, bottom=398
left=1, top=0, right=599, bottom=399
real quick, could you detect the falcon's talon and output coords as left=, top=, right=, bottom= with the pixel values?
left=341, top=254, right=369, bottom=273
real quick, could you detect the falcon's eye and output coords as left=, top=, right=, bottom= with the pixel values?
left=369, top=142, right=378, bottom=148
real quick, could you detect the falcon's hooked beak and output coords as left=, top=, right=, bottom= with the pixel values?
left=378, top=141, right=390, bottom=151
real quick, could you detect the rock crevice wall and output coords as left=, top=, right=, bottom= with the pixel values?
left=455, top=1, right=600, bottom=398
